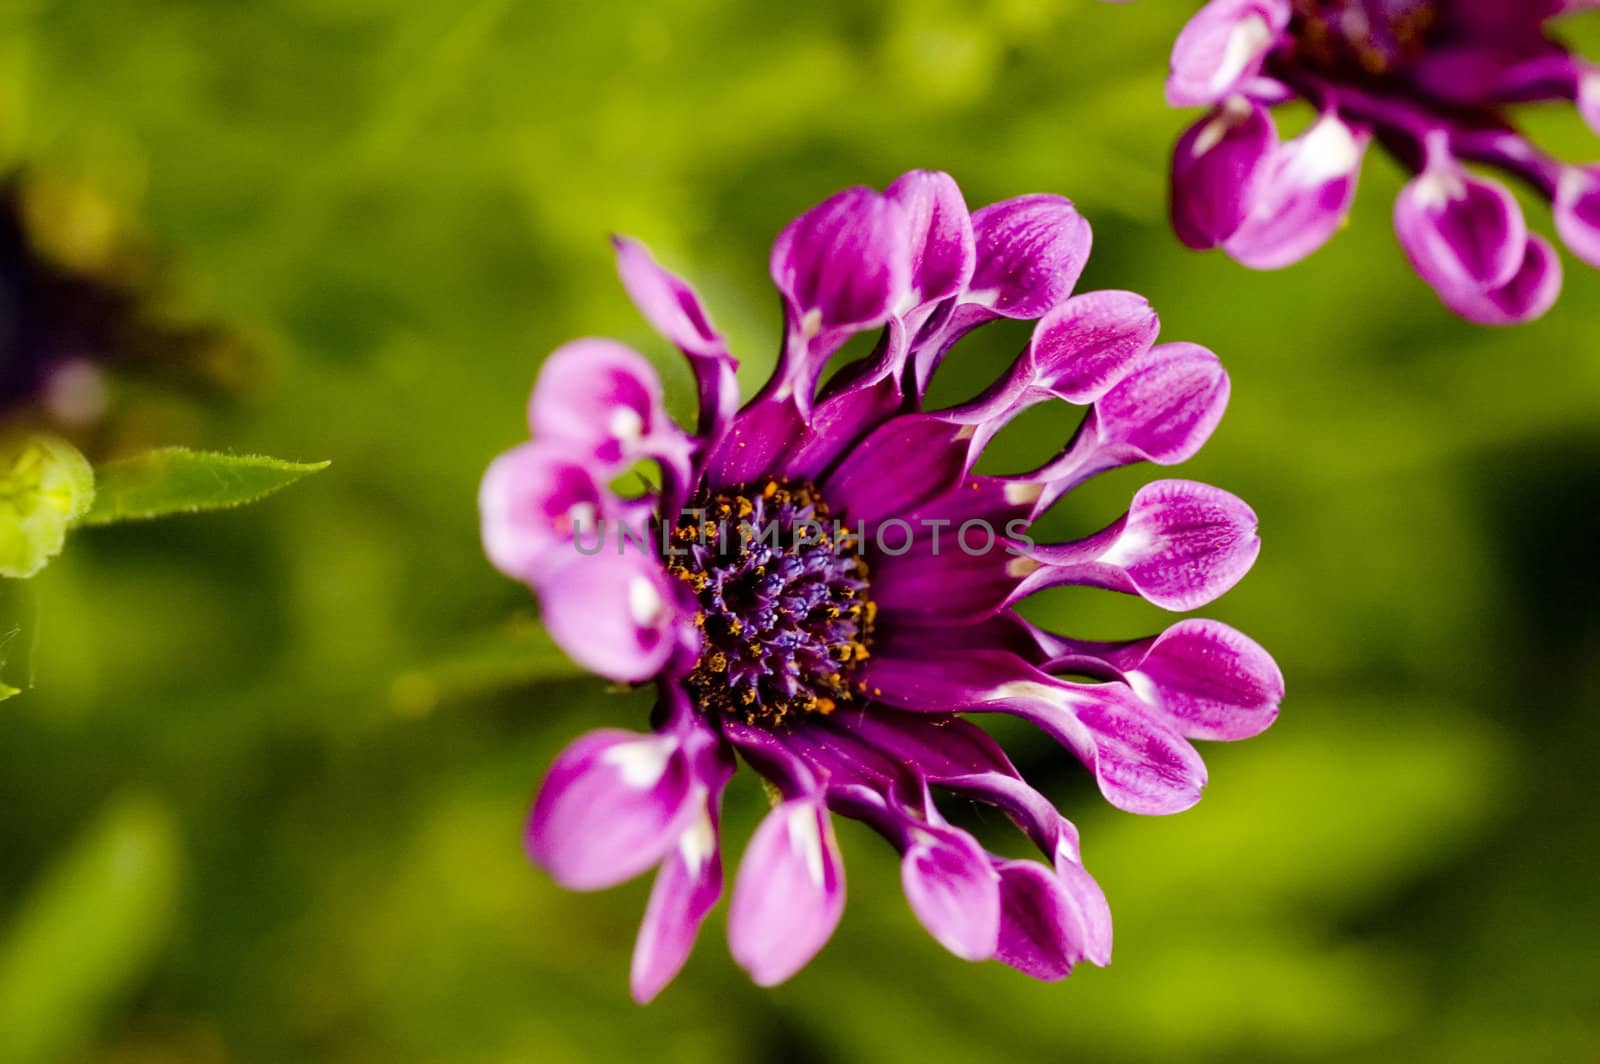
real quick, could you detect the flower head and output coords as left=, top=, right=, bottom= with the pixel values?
left=0, top=171, right=253, bottom=432
left=1165, top=0, right=1600, bottom=324
left=482, top=171, right=1282, bottom=1001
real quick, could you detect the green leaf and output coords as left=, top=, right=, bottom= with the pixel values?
left=80, top=447, right=328, bottom=527
left=0, top=432, right=95, bottom=579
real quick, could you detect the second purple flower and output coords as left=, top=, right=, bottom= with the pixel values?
left=1166, top=0, right=1600, bottom=324
left=481, top=170, right=1283, bottom=1002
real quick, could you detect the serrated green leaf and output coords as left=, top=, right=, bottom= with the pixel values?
left=0, top=433, right=95, bottom=579
left=80, top=448, right=328, bottom=527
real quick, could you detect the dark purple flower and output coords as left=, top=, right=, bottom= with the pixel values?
left=1164, top=0, right=1600, bottom=324
left=482, top=171, right=1282, bottom=1001
left=0, top=171, right=254, bottom=433
left=0, top=175, right=133, bottom=422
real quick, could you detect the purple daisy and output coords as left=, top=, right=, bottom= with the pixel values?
left=1165, top=0, right=1600, bottom=324
left=481, top=170, right=1283, bottom=1002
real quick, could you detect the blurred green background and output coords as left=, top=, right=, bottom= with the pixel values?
left=3, top=1, right=1599, bottom=1060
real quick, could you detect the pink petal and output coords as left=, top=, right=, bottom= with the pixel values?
left=728, top=798, right=846, bottom=987
left=1225, top=114, right=1368, bottom=270
left=528, top=338, right=684, bottom=471
left=1027, top=289, right=1161, bottom=404
left=479, top=442, right=607, bottom=583
left=1395, top=162, right=1527, bottom=293
left=630, top=801, right=724, bottom=1004
left=1171, top=98, right=1278, bottom=249
left=886, top=169, right=976, bottom=309
left=901, top=824, right=1001, bottom=961
left=966, top=194, right=1092, bottom=318
left=538, top=546, right=686, bottom=683
left=527, top=729, right=697, bottom=891
left=1167, top=0, right=1289, bottom=107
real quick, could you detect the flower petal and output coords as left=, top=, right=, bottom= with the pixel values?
left=631, top=798, right=725, bottom=1004
left=1436, top=233, right=1562, bottom=326
left=1171, top=97, right=1278, bottom=250
left=1053, top=853, right=1113, bottom=967
left=1554, top=167, right=1600, bottom=270
left=1395, top=163, right=1527, bottom=293
left=993, top=859, right=1103, bottom=980
left=528, top=338, right=688, bottom=473
left=1225, top=114, right=1368, bottom=270
left=1061, top=618, right=1283, bottom=741
left=612, top=236, right=739, bottom=438
left=1091, top=342, right=1230, bottom=466
left=1067, top=680, right=1209, bottom=814
left=965, top=194, right=1092, bottom=318
left=1167, top=0, right=1288, bottom=107
left=822, top=414, right=971, bottom=524
left=527, top=729, right=697, bottom=891
left=861, top=651, right=1208, bottom=815
left=771, top=186, right=912, bottom=334
left=538, top=545, right=687, bottom=683
left=1023, top=479, right=1261, bottom=612
left=886, top=169, right=975, bottom=310
left=479, top=442, right=608, bottom=583
left=728, top=798, right=846, bottom=987
left=901, top=824, right=1001, bottom=961
left=1026, top=290, right=1161, bottom=404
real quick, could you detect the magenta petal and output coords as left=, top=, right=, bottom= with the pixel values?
left=1069, top=681, right=1209, bottom=814
left=1166, top=0, right=1288, bottom=107
left=527, top=729, right=697, bottom=891
left=822, top=414, right=970, bottom=524
left=728, top=798, right=845, bottom=987
left=612, top=236, right=739, bottom=436
left=528, top=338, right=685, bottom=471
left=479, top=442, right=607, bottom=583
left=1554, top=168, right=1600, bottom=270
left=630, top=803, right=724, bottom=1004
left=901, top=825, right=1001, bottom=961
left=860, top=651, right=1208, bottom=815
left=612, top=237, right=725, bottom=359
left=1117, top=619, right=1284, bottom=741
left=1581, top=68, right=1600, bottom=135
left=1027, top=290, right=1161, bottom=404
left=1225, top=114, right=1367, bottom=270
left=886, top=169, right=976, bottom=308
left=1092, top=342, right=1230, bottom=466
left=701, top=394, right=810, bottom=491
left=1437, top=234, right=1563, bottom=326
left=1395, top=164, right=1527, bottom=293
left=538, top=547, right=686, bottom=683
left=1171, top=98, right=1278, bottom=250
left=1054, top=854, right=1113, bottom=967
left=770, top=186, right=912, bottom=333
left=966, top=194, right=1093, bottom=318
left=994, top=860, right=1090, bottom=980
left=1106, top=479, right=1261, bottom=611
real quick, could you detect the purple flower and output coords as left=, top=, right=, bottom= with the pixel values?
left=0, top=171, right=251, bottom=430
left=0, top=175, right=134, bottom=422
left=482, top=171, right=1282, bottom=1002
left=1164, top=0, right=1600, bottom=324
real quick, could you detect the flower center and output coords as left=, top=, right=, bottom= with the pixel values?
left=667, top=481, right=874, bottom=726
left=1289, top=0, right=1440, bottom=76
